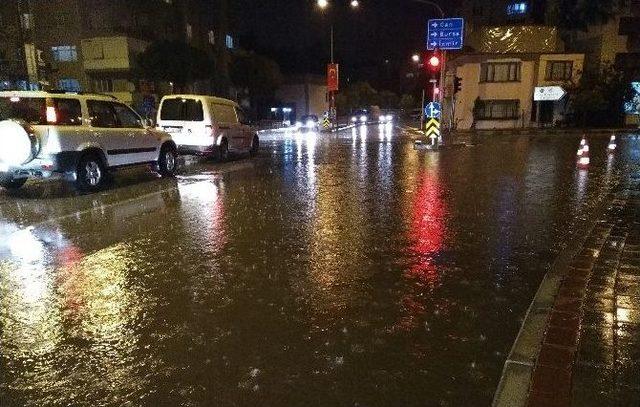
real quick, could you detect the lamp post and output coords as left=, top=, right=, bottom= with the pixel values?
left=411, top=54, right=426, bottom=131
left=316, top=0, right=359, bottom=129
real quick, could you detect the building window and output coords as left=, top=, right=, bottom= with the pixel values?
left=51, top=45, right=77, bottom=62
left=186, top=24, right=193, bottom=40
left=208, top=30, right=215, bottom=45
left=58, top=78, right=81, bottom=92
left=93, top=79, right=113, bottom=93
left=545, top=61, right=573, bottom=81
left=506, top=2, right=528, bottom=16
left=225, top=34, right=234, bottom=49
left=476, top=100, right=520, bottom=120
left=480, top=62, right=521, bottom=83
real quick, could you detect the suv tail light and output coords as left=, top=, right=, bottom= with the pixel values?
left=45, top=98, right=57, bottom=124
left=46, top=106, right=57, bottom=124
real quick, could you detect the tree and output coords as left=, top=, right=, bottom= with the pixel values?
left=399, top=94, right=417, bottom=112
left=378, top=91, right=400, bottom=110
left=546, top=0, right=622, bottom=31
left=567, top=63, right=633, bottom=127
left=136, top=40, right=214, bottom=90
left=230, top=52, right=283, bottom=115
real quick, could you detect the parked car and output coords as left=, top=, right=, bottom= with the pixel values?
left=156, top=95, right=259, bottom=160
left=0, top=91, right=178, bottom=192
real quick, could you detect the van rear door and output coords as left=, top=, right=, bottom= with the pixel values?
left=158, top=97, right=210, bottom=148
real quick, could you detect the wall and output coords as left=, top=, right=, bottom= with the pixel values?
left=276, top=81, right=328, bottom=118
left=454, top=58, right=536, bottom=130
left=452, top=53, right=585, bottom=130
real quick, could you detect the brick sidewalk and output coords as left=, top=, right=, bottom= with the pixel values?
left=527, top=190, right=640, bottom=406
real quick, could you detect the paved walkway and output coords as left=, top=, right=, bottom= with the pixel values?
left=527, top=188, right=640, bottom=406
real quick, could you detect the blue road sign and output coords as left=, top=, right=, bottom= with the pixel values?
left=427, top=18, right=464, bottom=50
left=425, top=102, right=441, bottom=119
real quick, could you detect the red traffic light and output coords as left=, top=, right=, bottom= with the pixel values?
left=428, top=56, right=440, bottom=68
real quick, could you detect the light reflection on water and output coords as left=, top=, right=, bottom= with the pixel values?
left=1, top=131, right=639, bottom=406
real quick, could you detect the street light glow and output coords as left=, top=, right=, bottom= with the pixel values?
left=412, top=54, right=420, bottom=63
left=317, top=0, right=329, bottom=9
left=350, top=0, right=359, bottom=8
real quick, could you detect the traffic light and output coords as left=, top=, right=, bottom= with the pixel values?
left=454, top=76, right=462, bottom=94
left=426, top=51, right=441, bottom=74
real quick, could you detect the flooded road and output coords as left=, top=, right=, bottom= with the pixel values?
left=1, top=126, right=639, bottom=406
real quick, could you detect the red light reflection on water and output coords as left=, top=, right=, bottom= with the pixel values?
left=394, top=167, right=445, bottom=332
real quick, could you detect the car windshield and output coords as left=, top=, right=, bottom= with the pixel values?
left=353, top=110, right=368, bottom=116
left=0, top=97, right=46, bottom=124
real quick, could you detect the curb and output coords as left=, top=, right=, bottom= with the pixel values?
left=492, top=191, right=615, bottom=406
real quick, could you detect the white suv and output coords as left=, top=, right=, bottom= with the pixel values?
left=156, top=95, right=259, bottom=159
left=0, top=91, right=178, bottom=192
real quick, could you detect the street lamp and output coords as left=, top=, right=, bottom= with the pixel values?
left=412, top=54, right=420, bottom=63
left=315, top=1, right=360, bottom=130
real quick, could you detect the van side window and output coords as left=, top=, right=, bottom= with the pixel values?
left=112, top=103, right=143, bottom=128
left=185, top=100, right=204, bottom=121
left=213, top=104, right=237, bottom=124
left=87, top=100, right=118, bottom=128
left=235, top=107, right=248, bottom=125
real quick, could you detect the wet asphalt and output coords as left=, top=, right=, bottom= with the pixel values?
left=1, top=125, right=639, bottom=406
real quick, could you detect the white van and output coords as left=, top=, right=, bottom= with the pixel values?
left=156, top=95, right=259, bottom=160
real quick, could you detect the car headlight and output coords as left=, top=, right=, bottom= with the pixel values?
left=351, top=117, right=357, bottom=122
left=379, top=115, right=387, bottom=122
left=295, top=121, right=303, bottom=128
left=386, top=115, right=393, bottom=121
left=306, top=120, right=315, bottom=128
left=360, top=115, right=367, bottom=122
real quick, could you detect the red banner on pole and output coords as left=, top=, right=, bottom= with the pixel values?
left=327, top=63, right=339, bottom=92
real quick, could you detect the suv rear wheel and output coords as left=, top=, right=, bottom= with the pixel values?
left=158, top=144, right=178, bottom=177
left=75, top=153, right=106, bottom=193
left=0, top=173, right=27, bottom=190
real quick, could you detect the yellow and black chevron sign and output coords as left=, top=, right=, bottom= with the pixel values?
left=425, top=118, right=440, bottom=139
left=323, top=118, right=331, bottom=128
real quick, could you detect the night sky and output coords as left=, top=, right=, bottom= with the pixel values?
left=232, top=0, right=458, bottom=89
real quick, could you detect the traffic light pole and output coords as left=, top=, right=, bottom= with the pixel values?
left=330, top=24, right=336, bottom=130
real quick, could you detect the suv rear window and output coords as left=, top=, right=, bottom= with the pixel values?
left=160, top=98, right=204, bottom=121
left=0, top=97, right=82, bottom=125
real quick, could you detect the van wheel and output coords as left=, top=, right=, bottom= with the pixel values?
left=75, top=153, right=106, bottom=193
left=158, top=144, right=178, bottom=177
left=217, top=139, right=229, bottom=162
left=250, top=135, right=259, bottom=157
left=0, top=173, right=27, bottom=190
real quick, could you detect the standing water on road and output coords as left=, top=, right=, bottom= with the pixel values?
left=1, top=127, right=639, bottom=406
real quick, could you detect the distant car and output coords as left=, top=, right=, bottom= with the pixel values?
left=350, top=109, right=370, bottom=124
left=0, top=90, right=177, bottom=192
left=297, top=114, right=319, bottom=131
left=379, top=113, right=395, bottom=124
left=156, top=95, right=259, bottom=160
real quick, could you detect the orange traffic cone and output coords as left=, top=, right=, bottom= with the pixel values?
left=608, top=134, right=617, bottom=152
left=577, top=136, right=589, bottom=167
